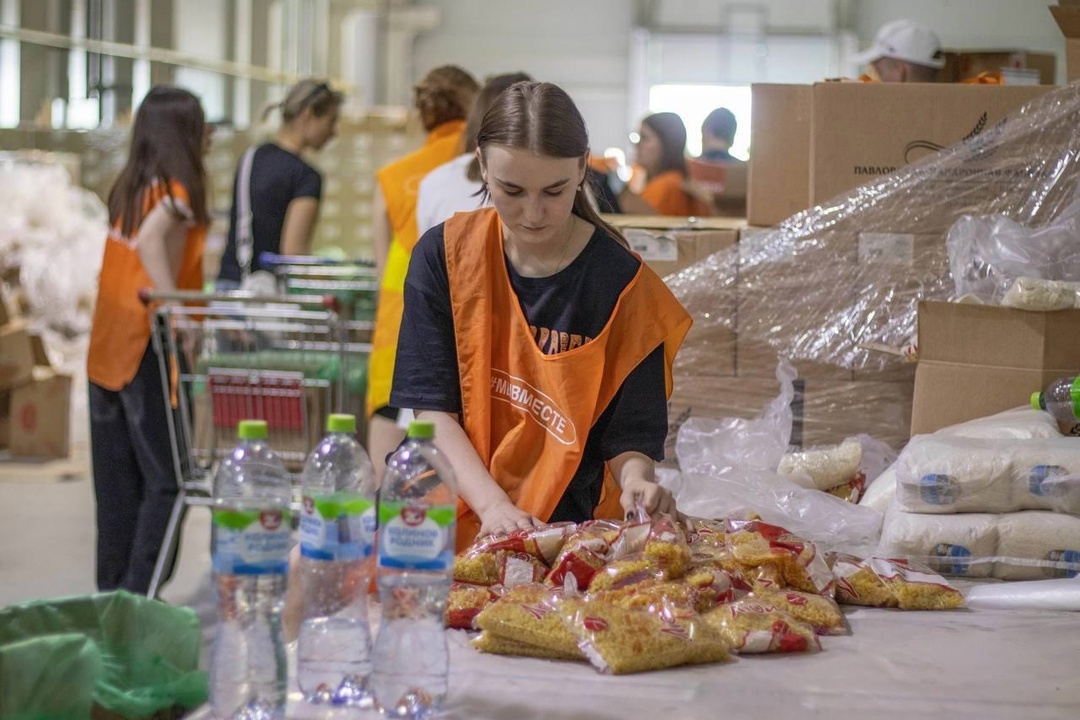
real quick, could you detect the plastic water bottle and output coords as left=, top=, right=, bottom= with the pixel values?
left=209, top=420, right=292, bottom=720
left=297, top=413, right=377, bottom=706
left=1031, top=376, right=1080, bottom=425
left=371, top=420, right=458, bottom=719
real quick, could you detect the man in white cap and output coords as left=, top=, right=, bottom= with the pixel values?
left=853, top=19, right=945, bottom=82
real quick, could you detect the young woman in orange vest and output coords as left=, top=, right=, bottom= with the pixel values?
left=216, top=79, right=343, bottom=289
left=86, top=87, right=211, bottom=593
left=367, top=65, right=479, bottom=478
left=619, top=111, right=713, bottom=217
left=390, top=81, right=693, bottom=548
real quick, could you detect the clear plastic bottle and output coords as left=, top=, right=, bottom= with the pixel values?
left=1031, top=376, right=1080, bottom=425
left=297, top=413, right=377, bottom=706
left=371, top=420, right=458, bottom=719
left=209, top=420, right=292, bottom=720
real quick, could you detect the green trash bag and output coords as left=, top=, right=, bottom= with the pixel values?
left=0, top=591, right=208, bottom=719
left=0, top=633, right=102, bottom=719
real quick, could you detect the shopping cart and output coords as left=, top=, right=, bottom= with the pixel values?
left=259, top=252, right=379, bottom=323
left=141, top=289, right=373, bottom=598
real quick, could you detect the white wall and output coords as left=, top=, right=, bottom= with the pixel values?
left=412, top=0, right=636, bottom=152
left=173, top=0, right=228, bottom=118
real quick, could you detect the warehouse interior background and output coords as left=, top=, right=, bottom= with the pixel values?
left=0, top=0, right=1067, bottom=259
left=0, top=0, right=1074, bottom=606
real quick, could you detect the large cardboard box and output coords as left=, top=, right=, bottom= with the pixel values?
left=747, top=84, right=812, bottom=227
left=911, top=302, right=1080, bottom=436
left=9, top=369, right=72, bottom=458
left=0, top=322, right=36, bottom=391
left=809, top=83, right=1051, bottom=206
left=1051, top=3, right=1080, bottom=83
left=748, top=83, right=1051, bottom=226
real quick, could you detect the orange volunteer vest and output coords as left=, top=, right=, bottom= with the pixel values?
left=641, top=170, right=713, bottom=217
left=87, top=180, right=206, bottom=391
left=367, top=119, right=467, bottom=417
left=444, top=208, right=693, bottom=550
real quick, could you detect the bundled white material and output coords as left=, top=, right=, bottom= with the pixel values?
left=878, top=506, right=998, bottom=578
left=995, top=512, right=1080, bottom=581
left=879, top=506, right=1080, bottom=580
left=778, top=437, right=862, bottom=491
left=0, top=159, right=108, bottom=336
left=964, top=577, right=1080, bottom=611
left=1001, top=277, right=1080, bottom=311
left=895, top=435, right=1080, bottom=514
left=862, top=407, right=1063, bottom=515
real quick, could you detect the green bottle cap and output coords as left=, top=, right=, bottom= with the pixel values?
left=238, top=419, right=268, bottom=440
left=1031, top=392, right=1044, bottom=411
left=407, top=420, right=435, bottom=439
left=326, top=413, right=356, bottom=433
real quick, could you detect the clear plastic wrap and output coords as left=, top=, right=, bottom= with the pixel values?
left=666, top=84, right=1080, bottom=377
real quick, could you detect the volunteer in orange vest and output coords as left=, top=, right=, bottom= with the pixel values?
left=368, top=65, right=479, bottom=477
left=619, top=111, right=713, bottom=217
left=853, top=19, right=945, bottom=83
left=390, top=81, right=693, bottom=549
left=87, top=87, right=210, bottom=593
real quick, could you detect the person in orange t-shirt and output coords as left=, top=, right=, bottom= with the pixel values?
left=390, top=81, right=692, bottom=547
left=367, top=65, right=479, bottom=479
left=86, top=87, right=210, bottom=594
left=617, top=112, right=712, bottom=217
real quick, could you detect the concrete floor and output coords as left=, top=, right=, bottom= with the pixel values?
left=0, top=439, right=218, bottom=645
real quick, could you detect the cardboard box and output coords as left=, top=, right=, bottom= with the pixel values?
left=803, top=379, right=914, bottom=450
left=910, top=301, right=1080, bottom=435
left=937, top=50, right=1056, bottom=85
left=748, top=83, right=1051, bottom=226
left=809, top=83, right=1051, bottom=206
left=748, top=84, right=812, bottom=227
left=1051, top=3, right=1080, bottom=82
left=9, top=369, right=72, bottom=458
left=0, top=322, right=36, bottom=391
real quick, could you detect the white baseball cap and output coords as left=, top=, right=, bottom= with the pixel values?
left=853, top=19, right=945, bottom=69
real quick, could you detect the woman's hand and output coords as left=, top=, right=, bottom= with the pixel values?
left=619, top=475, right=678, bottom=518
left=478, top=498, right=542, bottom=537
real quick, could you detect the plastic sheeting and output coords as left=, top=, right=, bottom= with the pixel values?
left=666, top=84, right=1080, bottom=375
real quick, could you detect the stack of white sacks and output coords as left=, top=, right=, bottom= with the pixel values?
left=862, top=408, right=1080, bottom=581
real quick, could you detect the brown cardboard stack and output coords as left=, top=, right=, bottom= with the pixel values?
left=911, top=302, right=1080, bottom=435
left=748, top=83, right=1053, bottom=227
left=0, top=301, right=71, bottom=459
left=670, top=82, right=1080, bottom=460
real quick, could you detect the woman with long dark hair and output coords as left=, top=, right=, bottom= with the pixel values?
left=390, top=81, right=692, bottom=549
left=620, top=111, right=713, bottom=217
left=87, top=86, right=210, bottom=593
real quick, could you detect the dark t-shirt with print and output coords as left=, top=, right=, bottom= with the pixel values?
left=391, top=221, right=668, bottom=522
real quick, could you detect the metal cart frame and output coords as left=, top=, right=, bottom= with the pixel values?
left=142, top=289, right=373, bottom=598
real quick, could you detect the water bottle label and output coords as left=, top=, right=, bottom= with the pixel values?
left=212, top=509, right=291, bottom=574
left=377, top=502, right=455, bottom=571
left=299, top=493, right=375, bottom=561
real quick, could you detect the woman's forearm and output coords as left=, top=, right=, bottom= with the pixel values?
left=416, top=410, right=513, bottom=516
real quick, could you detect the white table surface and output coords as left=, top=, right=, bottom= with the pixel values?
left=187, top=602, right=1080, bottom=720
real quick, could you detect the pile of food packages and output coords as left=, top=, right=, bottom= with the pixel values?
left=446, top=512, right=964, bottom=674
